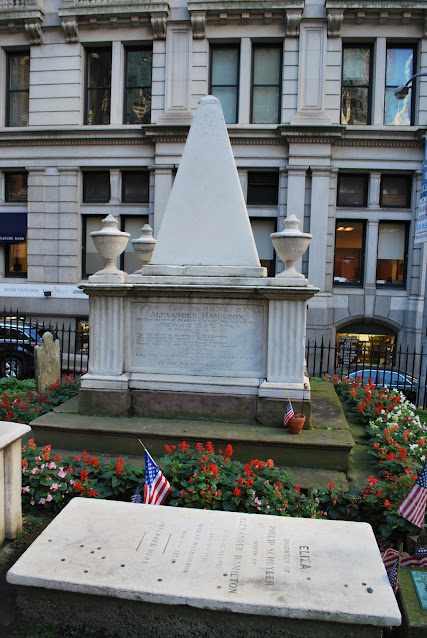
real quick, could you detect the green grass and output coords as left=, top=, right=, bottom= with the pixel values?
left=0, top=377, right=36, bottom=395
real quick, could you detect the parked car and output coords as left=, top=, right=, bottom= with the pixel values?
left=348, top=369, right=418, bottom=392
left=0, top=322, right=46, bottom=379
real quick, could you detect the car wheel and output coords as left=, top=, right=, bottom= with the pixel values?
left=0, top=354, right=26, bottom=379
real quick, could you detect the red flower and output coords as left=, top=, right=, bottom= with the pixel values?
left=21, top=458, right=28, bottom=468
left=208, top=463, right=218, bottom=478
left=116, top=456, right=124, bottom=475
left=328, top=481, right=336, bottom=491
left=54, top=454, right=62, bottom=462
left=384, top=499, right=391, bottom=508
left=28, top=438, right=37, bottom=450
left=165, top=444, right=176, bottom=455
left=80, top=469, right=88, bottom=482
left=84, top=489, right=100, bottom=498
left=266, top=459, right=274, bottom=468
left=206, top=441, right=214, bottom=453
left=294, top=485, right=301, bottom=494
left=178, top=441, right=190, bottom=451
left=42, top=445, right=51, bottom=461
left=88, top=457, right=99, bottom=470
left=223, top=444, right=233, bottom=458
left=233, top=487, right=241, bottom=497
left=195, top=442, right=204, bottom=452
left=74, top=482, right=84, bottom=492
left=367, top=475, right=379, bottom=486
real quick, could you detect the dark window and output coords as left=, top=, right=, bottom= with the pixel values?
left=124, top=47, right=152, bottom=124
left=380, top=175, right=411, bottom=208
left=385, top=46, right=415, bottom=125
left=7, top=51, right=30, bottom=127
left=251, top=46, right=281, bottom=124
left=82, top=215, right=105, bottom=278
left=334, top=221, right=365, bottom=286
left=122, top=171, right=149, bottom=203
left=250, top=218, right=277, bottom=276
left=341, top=46, right=372, bottom=125
left=120, top=215, right=149, bottom=273
left=5, top=172, right=28, bottom=202
left=376, top=222, right=407, bottom=287
left=5, top=243, right=27, bottom=277
left=337, top=174, right=368, bottom=207
left=85, top=48, right=112, bottom=125
left=247, top=172, right=279, bottom=205
left=83, top=172, right=110, bottom=203
left=210, top=45, right=239, bottom=124
left=76, top=318, right=89, bottom=353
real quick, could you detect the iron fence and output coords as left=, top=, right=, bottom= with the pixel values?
left=306, top=339, right=427, bottom=409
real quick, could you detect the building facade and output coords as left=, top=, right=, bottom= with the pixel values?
left=0, top=0, right=425, bottom=358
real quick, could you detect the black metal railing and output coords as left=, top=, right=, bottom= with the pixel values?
left=306, top=339, right=427, bottom=408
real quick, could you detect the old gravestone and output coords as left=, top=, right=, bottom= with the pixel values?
left=34, top=332, right=60, bottom=393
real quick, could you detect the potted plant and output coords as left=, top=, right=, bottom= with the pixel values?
left=288, top=413, right=306, bottom=434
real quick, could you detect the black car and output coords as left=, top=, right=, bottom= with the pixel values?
left=0, top=322, right=45, bottom=379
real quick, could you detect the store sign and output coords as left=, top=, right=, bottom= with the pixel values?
left=337, top=337, right=358, bottom=366
left=415, top=136, right=427, bottom=244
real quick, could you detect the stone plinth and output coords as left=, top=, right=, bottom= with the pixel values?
left=0, top=421, right=31, bottom=543
left=79, top=279, right=318, bottom=422
left=7, top=499, right=400, bottom=637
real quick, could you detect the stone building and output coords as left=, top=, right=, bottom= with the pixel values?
left=0, top=0, right=425, bottom=358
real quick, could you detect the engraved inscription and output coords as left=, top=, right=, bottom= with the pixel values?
left=132, top=302, right=264, bottom=376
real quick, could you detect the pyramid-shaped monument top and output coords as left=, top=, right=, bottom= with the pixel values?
left=149, top=96, right=265, bottom=277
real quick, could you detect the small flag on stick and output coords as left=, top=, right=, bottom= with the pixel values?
left=398, top=462, right=427, bottom=529
left=284, top=401, right=294, bottom=426
left=143, top=449, right=171, bottom=505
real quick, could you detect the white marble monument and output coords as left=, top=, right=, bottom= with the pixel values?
left=79, top=97, right=318, bottom=423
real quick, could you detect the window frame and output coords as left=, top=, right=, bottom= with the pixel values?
left=5, top=172, right=28, bottom=202
left=247, top=171, right=279, bottom=206
left=5, top=242, right=27, bottom=278
left=209, top=43, right=240, bottom=125
left=385, top=44, right=416, bottom=126
left=341, top=44, right=373, bottom=126
left=337, top=174, right=369, bottom=208
left=121, top=170, right=149, bottom=203
left=82, top=171, right=111, bottom=204
left=119, top=214, right=150, bottom=272
left=6, top=50, right=30, bottom=128
left=84, top=47, right=112, bottom=126
left=376, top=221, right=409, bottom=289
left=380, top=174, right=412, bottom=209
left=81, top=214, right=105, bottom=279
left=250, top=44, right=282, bottom=125
left=123, top=46, right=153, bottom=125
left=333, top=219, right=366, bottom=288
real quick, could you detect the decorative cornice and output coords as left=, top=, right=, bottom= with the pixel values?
left=187, top=0, right=304, bottom=26
left=151, top=11, right=168, bottom=39
left=326, top=9, right=343, bottom=36
left=25, top=20, right=43, bottom=44
left=285, top=9, right=302, bottom=36
left=190, top=11, right=206, bottom=38
left=325, top=0, right=424, bottom=25
left=62, top=19, right=79, bottom=43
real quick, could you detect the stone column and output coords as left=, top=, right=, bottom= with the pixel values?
left=369, top=172, right=381, bottom=208
left=0, top=422, right=31, bottom=543
left=110, top=169, right=121, bottom=205
left=308, top=167, right=331, bottom=290
left=152, top=164, right=175, bottom=235
left=27, top=168, right=46, bottom=283
left=58, top=167, right=79, bottom=284
left=372, top=38, right=386, bottom=125
left=110, top=41, right=124, bottom=125
left=238, top=38, right=251, bottom=124
left=285, top=165, right=307, bottom=273
left=365, top=220, right=379, bottom=287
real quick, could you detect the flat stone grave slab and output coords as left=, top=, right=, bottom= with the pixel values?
left=7, top=499, right=400, bottom=636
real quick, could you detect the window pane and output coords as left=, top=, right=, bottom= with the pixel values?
left=384, top=87, right=411, bottom=126
left=343, top=47, right=371, bottom=83
left=386, top=48, right=414, bottom=87
left=250, top=218, right=276, bottom=276
left=211, top=87, right=237, bottom=123
left=5, top=173, right=28, bottom=202
left=385, top=47, right=414, bottom=126
left=337, top=175, right=368, bottom=207
left=88, top=49, right=112, bottom=88
left=334, top=222, right=364, bottom=285
left=86, top=49, right=111, bottom=125
left=84, top=216, right=105, bottom=276
left=122, top=216, right=149, bottom=273
left=87, top=89, right=111, bottom=125
left=247, top=172, right=279, bottom=205
left=212, top=47, right=239, bottom=85
left=10, top=54, right=30, bottom=91
left=125, top=88, right=152, bottom=124
left=253, top=47, right=281, bottom=85
left=380, top=175, right=411, bottom=208
left=9, top=93, right=29, bottom=127
left=83, top=172, right=110, bottom=203
left=376, top=222, right=406, bottom=286
left=341, top=86, right=369, bottom=125
left=122, top=171, right=149, bottom=203
left=126, top=49, right=152, bottom=88
left=6, top=243, right=27, bottom=277
left=252, top=86, right=280, bottom=124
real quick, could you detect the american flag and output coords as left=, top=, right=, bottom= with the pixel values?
left=398, top=462, right=427, bottom=529
left=383, top=547, right=427, bottom=571
left=143, top=450, right=171, bottom=505
left=131, top=486, right=142, bottom=503
left=284, top=401, right=294, bottom=426
left=387, top=559, right=399, bottom=590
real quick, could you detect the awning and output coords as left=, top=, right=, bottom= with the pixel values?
left=0, top=213, right=27, bottom=242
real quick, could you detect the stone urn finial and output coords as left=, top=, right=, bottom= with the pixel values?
left=270, top=214, right=312, bottom=279
left=90, top=214, right=130, bottom=277
left=131, top=224, right=157, bottom=271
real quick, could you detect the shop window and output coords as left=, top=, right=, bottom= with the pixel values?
left=380, top=175, right=411, bottom=208
left=385, top=46, right=415, bottom=126
left=251, top=46, right=281, bottom=124
left=83, top=172, right=110, bottom=203
left=336, top=329, right=395, bottom=368
left=247, top=172, right=279, bottom=205
left=333, top=221, right=365, bottom=286
left=337, top=174, right=368, bottom=207
left=250, top=218, right=276, bottom=276
left=122, top=171, right=149, bottom=203
left=85, top=47, right=112, bottom=125
left=5, top=242, right=27, bottom=277
left=120, top=215, right=149, bottom=273
left=76, top=318, right=90, bottom=353
left=124, top=47, right=152, bottom=124
left=82, top=215, right=105, bottom=278
left=5, top=172, right=28, bottom=202
left=7, top=51, right=30, bottom=127
left=376, top=222, right=407, bottom=287
left=341, top=45, right=372, bottom=125
left=210, top=45, right=239, bottom=124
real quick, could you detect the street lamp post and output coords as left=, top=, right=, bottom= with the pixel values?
left=394, top=73, right=427, bottom=407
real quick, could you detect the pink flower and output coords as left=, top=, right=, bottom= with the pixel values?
left=35, top=456, right=41, bottom=461
left=22, top=467, right=27, bottom=474
left=50, top=483, right=61, bottom=491
left=22, top=486, right=30, bottom=493
left=39, top=497, right=46, bottom=505
left=46, top=493, right=53, bottom=502
left=40, top=464, right=45, bottom=470
left=31, top=467, right=38, bottom=475
left=48, top=462, right=57, bottom=470
left=57, top=467, right=67, bottom=478
left=30, top=500, right=34, bottom=506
